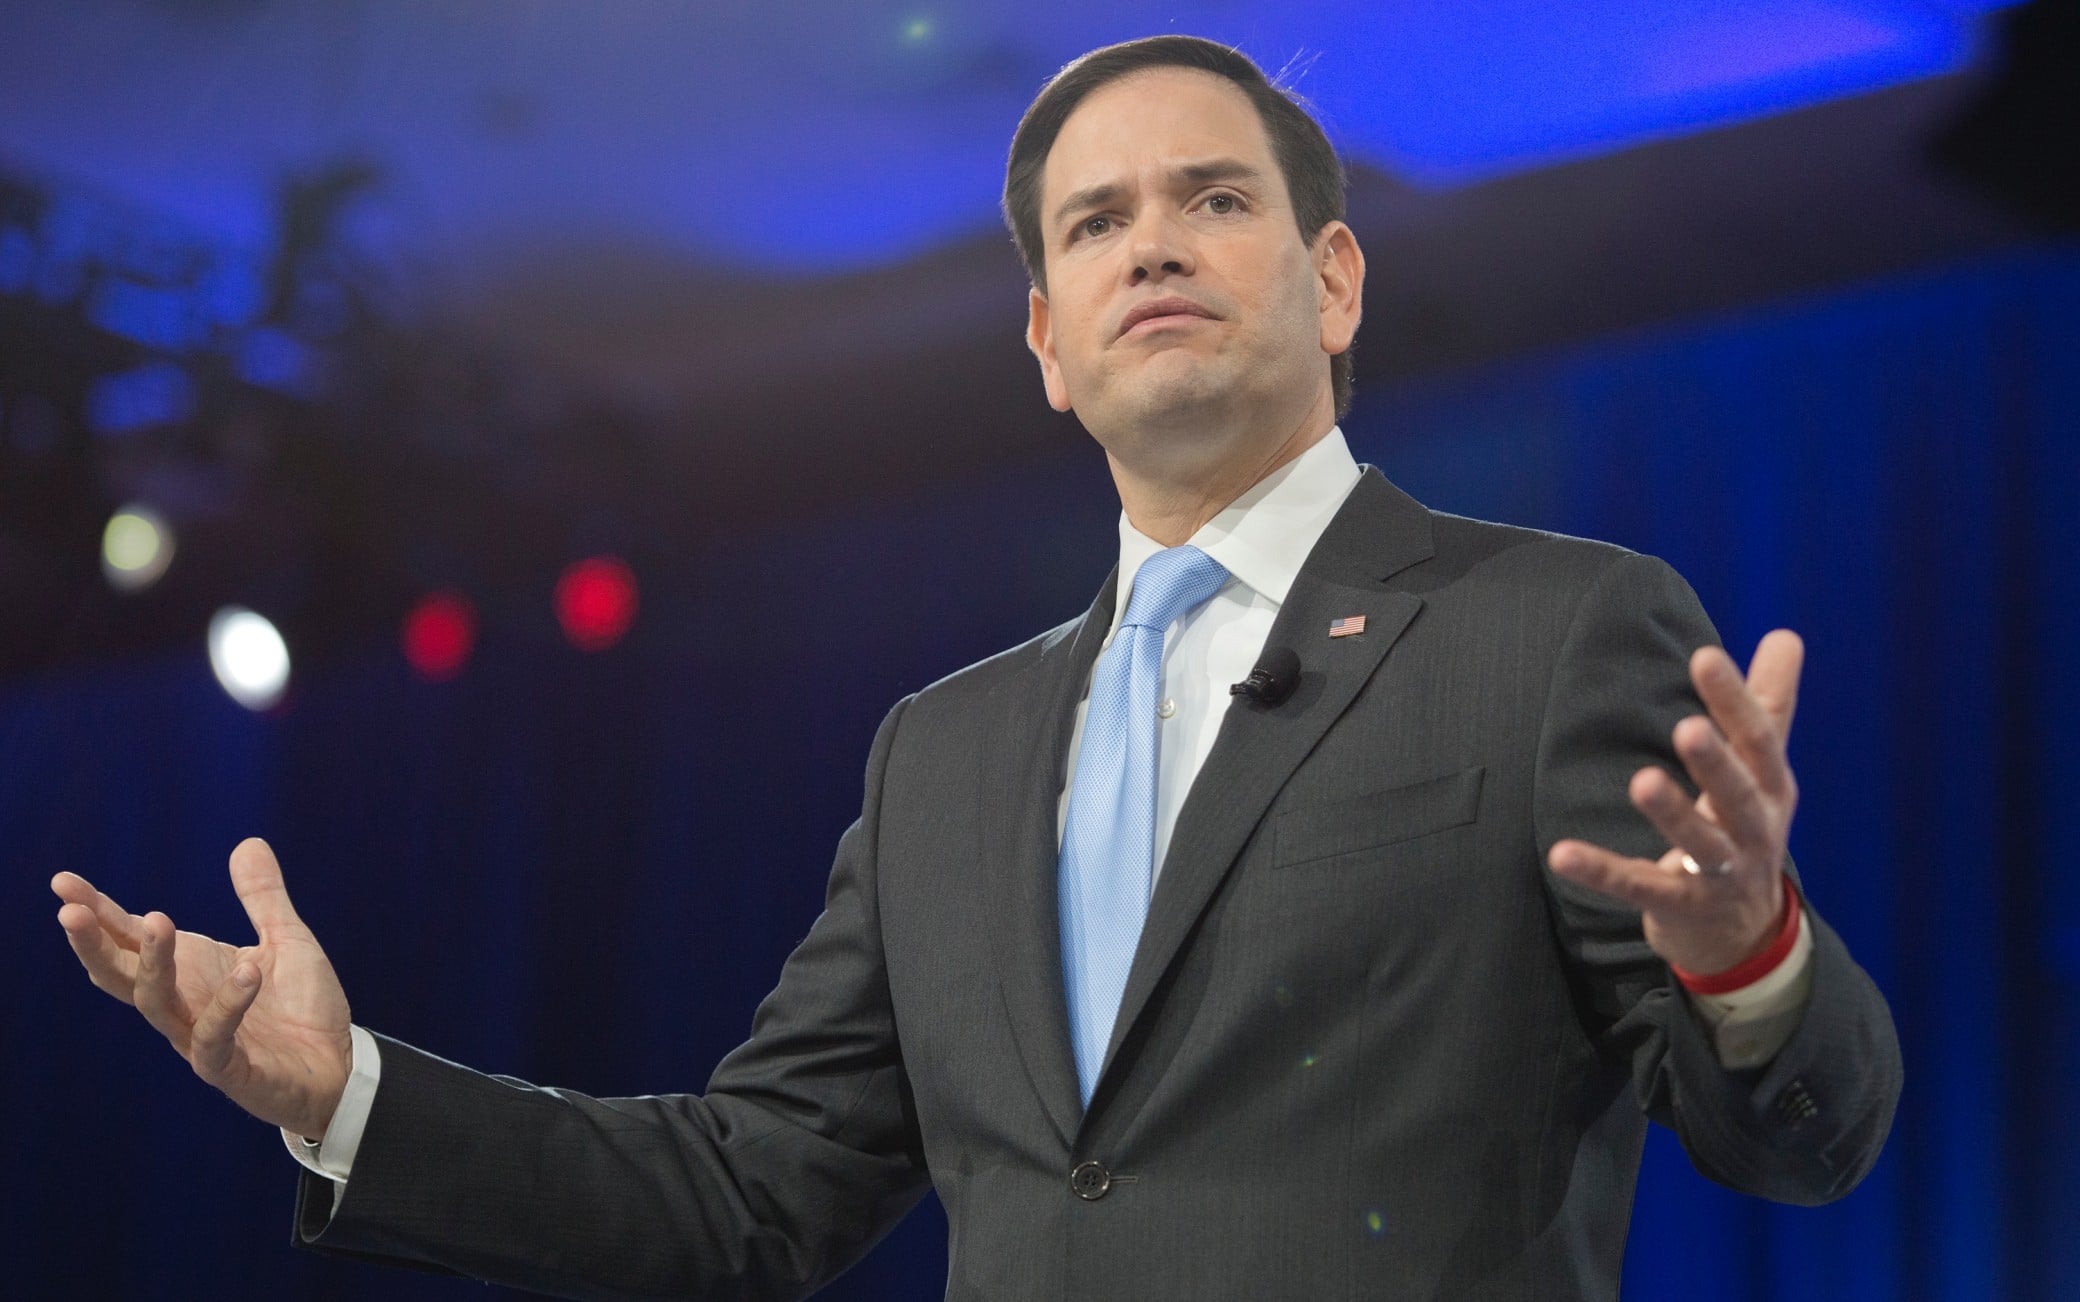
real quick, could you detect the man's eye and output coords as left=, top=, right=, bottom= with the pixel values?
left=1206, top=194, right=1239, bottom=214
left=1079, top=216, right=1112, bottom=240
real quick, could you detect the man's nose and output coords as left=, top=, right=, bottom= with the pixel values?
left=1128, top=215, right=1194, bottom=281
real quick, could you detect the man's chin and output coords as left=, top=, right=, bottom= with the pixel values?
left=1082, top=385, right=1253, bottom=467
left=1118, top=365, right=1234, bottom=427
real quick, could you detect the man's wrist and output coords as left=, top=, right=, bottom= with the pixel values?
left=1679, top=881, right=1816, bottom=1070
left=1670, top=875, right=1803, bottom=994
left=281, top=1025, right=381, bottom=1183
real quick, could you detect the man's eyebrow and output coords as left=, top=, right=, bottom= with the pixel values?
left=1050, top=158, right=1270, bottom=229
left=1175, top=157, right=1268, bottom=189
left=1052, top=182, right=1123, bottom=230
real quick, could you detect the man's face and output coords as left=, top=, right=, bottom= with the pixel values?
left=1025, top=68, right=1358, bottom=461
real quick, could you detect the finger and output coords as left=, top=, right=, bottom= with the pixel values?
left=1672, top=715, right=1773, bottom=850
left=1627, top=766, right=1740, bottom=871
left=1689, top=646, right=1792, bottom=801
left=190, top=964, right=261, bottom=1087
left=56, top=903, right=141, bottom=1003
left=49, top=872, right=149, bottom=951
left=132, top=912, right=193, bottom=1054
left=1744, top=629, right=1804, bottom=739
left=1548, top=840, right=1693, bottom=914
left=228, top=838, right=307, bottom=942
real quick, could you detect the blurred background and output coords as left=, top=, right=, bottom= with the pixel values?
left=3, top=0, right=2076, bottom=1297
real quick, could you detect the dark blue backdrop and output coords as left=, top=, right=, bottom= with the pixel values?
left=7, top=245, right=2075, bottom=1299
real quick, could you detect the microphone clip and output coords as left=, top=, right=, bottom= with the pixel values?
left=1229, top=647, right=1300, bottom=707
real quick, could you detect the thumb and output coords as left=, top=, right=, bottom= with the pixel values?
left=228, top=838, right=308, bottom=941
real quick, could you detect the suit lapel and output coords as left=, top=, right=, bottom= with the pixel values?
left=1096, top=469, right=1436, bottom=1093
left=984, top=568, right=1116, bottom=1146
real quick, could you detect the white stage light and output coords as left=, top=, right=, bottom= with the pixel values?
left=207, top=606, right=290, bottom=711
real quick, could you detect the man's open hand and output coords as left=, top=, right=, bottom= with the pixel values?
left=53, top=837, right=352, bottom=1139
left=1549, top=630, right=1805, bottom=975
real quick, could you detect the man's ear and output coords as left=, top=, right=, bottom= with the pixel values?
left=1026, top=287, right=1072, bottom=413
left=1313, top=222, right=1365, bottom=359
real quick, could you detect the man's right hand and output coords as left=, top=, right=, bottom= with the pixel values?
left=52, top=837, right=352, bottom=1141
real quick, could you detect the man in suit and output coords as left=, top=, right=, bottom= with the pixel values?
left=52, top=35, right=1900, bottom=1300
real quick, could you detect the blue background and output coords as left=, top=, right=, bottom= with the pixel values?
left=8, top=247, right=2076, bottom=1298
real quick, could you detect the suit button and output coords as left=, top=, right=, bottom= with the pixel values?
left=1070, top=1160, right=1112, bottom=1201
left=1774, top=1080, right=1821, bottom=1129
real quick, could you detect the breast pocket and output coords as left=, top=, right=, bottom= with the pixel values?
left=1270, top=765, right=1485, bottom=869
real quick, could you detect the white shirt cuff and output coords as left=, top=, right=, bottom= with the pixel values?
left=1685, top=908, right=1816, bottom=1070
left=280, top=1024, right=381, bottom=1191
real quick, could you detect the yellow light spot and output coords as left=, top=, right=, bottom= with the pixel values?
left=101, top=505, right=174, bottom=591
left=104, top=513, right=159, bottom=570
left=903, top=16, right=933, bottom=43
left=1300, top=1052, right=1319, bottom=1068
left=1364, top=1209, right=1385, bottom=1236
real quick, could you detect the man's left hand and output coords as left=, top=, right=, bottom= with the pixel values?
left=1548, top=630, right=1804, bottom=976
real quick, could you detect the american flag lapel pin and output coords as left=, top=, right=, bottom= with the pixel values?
left=1328, top=614, right=1367, bottom=638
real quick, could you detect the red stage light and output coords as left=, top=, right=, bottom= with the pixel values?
left=402, top=591, right=478, bottom=682
left=555, top=556, right=638, bottom=652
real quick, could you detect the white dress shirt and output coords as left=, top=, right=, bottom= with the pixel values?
left=290, top=426, right=1810, bottom=1191
left=1056, top=426, right=1367, bottom=881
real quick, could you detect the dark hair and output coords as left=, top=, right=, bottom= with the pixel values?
left=1002, top=36, right=1354, bottom=418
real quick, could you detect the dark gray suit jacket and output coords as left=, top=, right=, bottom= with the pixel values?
left=294, top=470, right=1902, bottom=1300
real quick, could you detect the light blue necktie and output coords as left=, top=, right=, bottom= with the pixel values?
left=1060, top=544, right=1230, bottom=1104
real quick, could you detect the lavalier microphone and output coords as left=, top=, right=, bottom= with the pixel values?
left=1229, top=647, right=1300, bottom=706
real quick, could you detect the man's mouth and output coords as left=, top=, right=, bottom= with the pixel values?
left=1117, top=297, right=1219, bottom=339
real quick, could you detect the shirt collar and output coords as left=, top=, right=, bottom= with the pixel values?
left=1107, top=426, right=1363, bottom=641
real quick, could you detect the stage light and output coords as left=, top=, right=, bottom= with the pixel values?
left=554, top=556, right=638, bottom=653
left=402, top=590, right=477, bottom=682
left=101, top=504, right=174, bottom=592
left=207, top=606, right=290, bottom=711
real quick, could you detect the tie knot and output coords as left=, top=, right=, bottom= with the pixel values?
left=1120, top=545, right=1229, bottom=633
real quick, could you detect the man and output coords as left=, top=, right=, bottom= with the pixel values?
left=52, top=35, right=1900, bottom=1300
